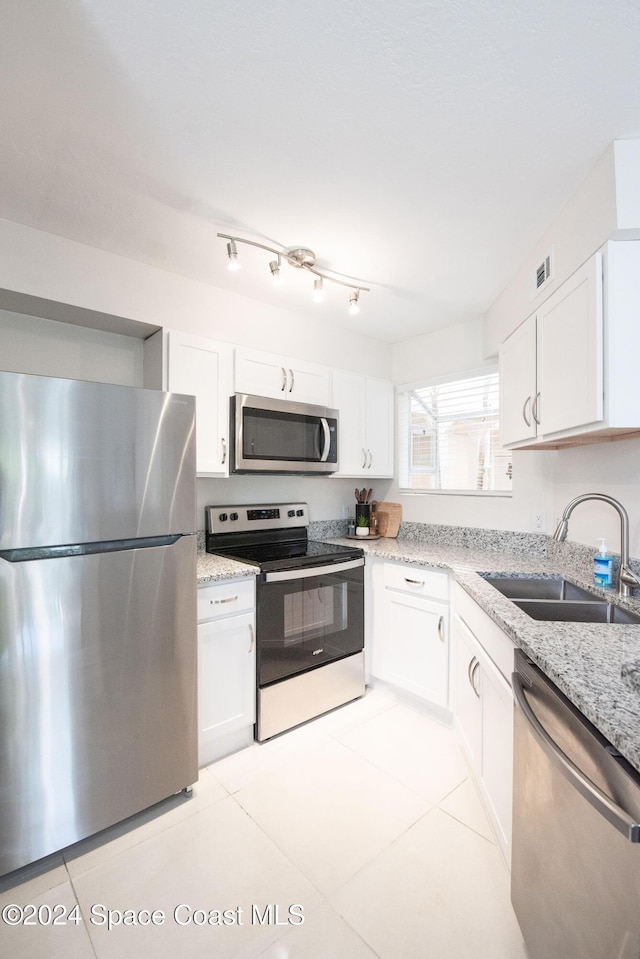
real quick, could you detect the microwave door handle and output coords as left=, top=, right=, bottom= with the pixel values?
left=319, top=417, right=331, bottom=462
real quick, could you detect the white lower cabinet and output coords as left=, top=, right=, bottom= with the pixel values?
left=371, top=562, right=449, bottom=710
left=197, top=578, right=256, bottom=766
left=453, top=582, right=515, bottom=865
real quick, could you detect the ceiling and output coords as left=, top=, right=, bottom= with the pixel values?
left=2, top=0, right=640, bottom=343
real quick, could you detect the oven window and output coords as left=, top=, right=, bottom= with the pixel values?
left=257, top=566, right=364, bottom=686
left=283, top=583, right=347, bottom=646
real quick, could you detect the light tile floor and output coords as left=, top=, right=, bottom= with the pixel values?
left=0, top=688, right=527, bottom=958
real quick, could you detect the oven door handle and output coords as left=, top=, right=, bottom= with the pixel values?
left=263, top=557, right=364, bottom=583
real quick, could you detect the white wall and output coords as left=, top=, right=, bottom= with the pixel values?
left=482, top=140, right=640, bottom=358
left=0, top=309, right=144, bottom=385
left=0, top=217, right=390, bottom=378
left=551, top=440, right=640, bottom=558
left=0, top=217, right=393, bottom=525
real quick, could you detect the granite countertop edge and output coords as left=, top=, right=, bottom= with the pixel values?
left=196, top=550, right=258, bottom=585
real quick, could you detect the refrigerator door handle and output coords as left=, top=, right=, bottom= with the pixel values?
left=512, top=670, right=640, bottom=842
left=0, top=534, right=185, bottom=563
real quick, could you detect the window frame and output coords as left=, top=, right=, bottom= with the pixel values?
left=396, top=365, right=513, bottom=498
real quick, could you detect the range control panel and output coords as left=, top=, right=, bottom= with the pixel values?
left=205, top=503, right=308, bottom=535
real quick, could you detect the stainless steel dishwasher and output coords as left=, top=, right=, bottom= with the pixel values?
left=511, top=649, right=640, bottom=959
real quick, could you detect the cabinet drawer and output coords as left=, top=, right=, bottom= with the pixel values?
left=383, top=562, right=449, bottom=601
left=197, top=578, right=255, bottom=622
left=453, top=582, right=515, bottom=683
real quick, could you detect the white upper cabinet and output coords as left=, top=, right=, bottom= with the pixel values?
left=166, top=331, right=232, bottom=476
left=499, top=314, right=538, bottom=447
left=500, top=241, right=640, bottom=449
left=234, top=347, right=331, bottom=406
left=332, top=371, right=394, bottom=477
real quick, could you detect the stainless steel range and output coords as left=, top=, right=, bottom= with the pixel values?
left=205, top=503, right=365, bottom=740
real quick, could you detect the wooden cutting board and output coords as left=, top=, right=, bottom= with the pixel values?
left=375, top=502, right=402, bottom=538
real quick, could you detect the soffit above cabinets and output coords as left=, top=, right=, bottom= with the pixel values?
left=1, top=1, right=640, bottom=343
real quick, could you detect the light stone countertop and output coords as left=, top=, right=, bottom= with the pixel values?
left=196, top=549, right=257, bottom=584
left=196, top=531, right=640, bottom=774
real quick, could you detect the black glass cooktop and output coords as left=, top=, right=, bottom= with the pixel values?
left=213, top=538, right=363, bottom=572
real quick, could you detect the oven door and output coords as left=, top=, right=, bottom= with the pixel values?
left=257, top=558, right=364, bottom=687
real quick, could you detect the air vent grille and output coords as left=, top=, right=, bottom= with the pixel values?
left=535, top=252, right=553, bottom=291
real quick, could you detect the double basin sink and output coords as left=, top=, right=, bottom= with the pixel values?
left=483, top=575, right=640, bottom=625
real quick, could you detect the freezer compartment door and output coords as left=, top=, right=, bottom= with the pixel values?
left=0, top=534, right=197, bottom=875
left=0, top=370, right=196, bottom=549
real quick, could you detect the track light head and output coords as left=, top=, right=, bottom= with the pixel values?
left=226, top=240, right=240, bottom=271
left=348, top=290, right=360, bottom=315
left=313, top=277, right=324, bottom=303
left=269, top=258, right=283, bottom=286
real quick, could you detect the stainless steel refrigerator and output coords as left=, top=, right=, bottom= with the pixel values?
left=0, top=370, right=198, bottom=876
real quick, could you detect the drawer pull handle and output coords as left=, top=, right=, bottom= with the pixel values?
left=248, top=623, right=255, bottom=653
left=221, top=438, right=227, bottom=465
left=437, top=615, right=445, bottom=642
left=404, top=578, right=424, bottom=586
left=212, top=595, right=239, bottom=605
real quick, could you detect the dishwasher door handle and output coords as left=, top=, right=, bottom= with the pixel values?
left=512, top=671, right=640, bottom=843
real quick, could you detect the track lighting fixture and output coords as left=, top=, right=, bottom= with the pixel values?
left=226, top=240, right=240, bottom=271
left=217, top=233, right=369, bottom=313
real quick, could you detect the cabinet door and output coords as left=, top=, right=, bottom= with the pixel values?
left=331, top=372, right=394, bottom=477
left=288, top=359, right=331, bottom=405
left=452, top=615, right=482, bottom=772
left=481, top=654, right=513, bottom=863
left=365, top=377, right=394, bottom=477
left=537, top=253, right=603, bottom=437
left=197, top=611, right=255, bottom=765
left=167, top=332, right=230, bottom=476
left=234, top=348, right=330, bottom=405
left=234, top=347, right=291, bottom=399
left=381, top=590, right=449, bottom=708
left=332, top=370, right=368, bottom=475
left=499, top=315, right=537, bottom=446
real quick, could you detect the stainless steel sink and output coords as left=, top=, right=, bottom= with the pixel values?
left=483, top=575, right=598, bottom=602
left=513, top=599, right=640, bottom=625
left=482, top=575, right=640, bottom=624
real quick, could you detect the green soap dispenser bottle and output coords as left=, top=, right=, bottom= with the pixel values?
left=594, top=538, right=613, bottom=588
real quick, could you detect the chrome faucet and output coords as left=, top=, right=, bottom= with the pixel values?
left=553, top=493, right=640, bottom=597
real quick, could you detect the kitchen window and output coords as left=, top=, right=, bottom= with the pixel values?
left=397, top=369, right=512, bottom=494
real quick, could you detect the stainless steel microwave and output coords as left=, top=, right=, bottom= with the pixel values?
left=231, top=393, right=338, bottom=473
